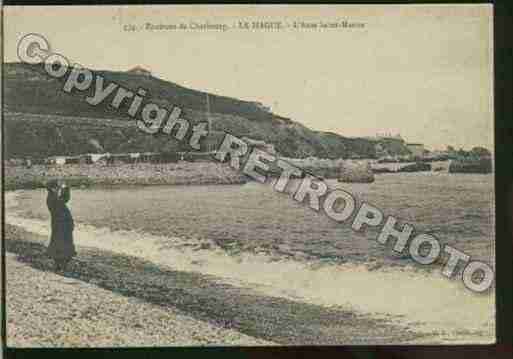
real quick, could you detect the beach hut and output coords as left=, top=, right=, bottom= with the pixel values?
left=46, top=156, right=67, bottom=166
left=138, top=152, right=160, bottom=163
left=82, top=153, right=108, bottom=164
left=64, top=156, right=81, bottom=165
left=128, top=153, right=141, bottom=164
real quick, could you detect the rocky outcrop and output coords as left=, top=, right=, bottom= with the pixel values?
left=338, top=161, right=375, bottom=183
left=396, top=162, right=431, bottom=173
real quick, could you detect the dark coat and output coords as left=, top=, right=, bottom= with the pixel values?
left=46, top=186, right=76, bottom=261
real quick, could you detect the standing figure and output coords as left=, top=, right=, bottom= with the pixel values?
left=46, top=180, right=76, bottom=271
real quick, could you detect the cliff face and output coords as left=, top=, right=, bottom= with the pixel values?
left=4, top=63, right=410, bottom=159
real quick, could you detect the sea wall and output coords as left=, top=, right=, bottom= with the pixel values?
left=4, top=162, right=247, bottom=190
left=396, top=162, right=431, bottom=173
left=278, top=157, right=344, bottom=179
left=448, top=158, right=493, bottom=174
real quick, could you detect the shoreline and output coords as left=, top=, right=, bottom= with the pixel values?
left=3, top=175, right=495, bottom=345
left=4, top=223, right=434, bottom=345
left=4, top=203, right=495, bottom=345
left=5, top=158, right=492, bottom=192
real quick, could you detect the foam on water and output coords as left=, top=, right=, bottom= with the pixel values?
left=6, top=192, right=494, bottom=344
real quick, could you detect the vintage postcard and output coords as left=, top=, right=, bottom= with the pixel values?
left=2, top=5, right=495, bottom=346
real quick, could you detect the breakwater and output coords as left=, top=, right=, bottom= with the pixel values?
left=4, top=162, right=247, bottom=190
left=449, top=158, right=492, bottom=174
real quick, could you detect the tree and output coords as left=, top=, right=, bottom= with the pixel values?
left=457, top=148, right=468, bottom=157
left=470, top=146, right=491, bottom=158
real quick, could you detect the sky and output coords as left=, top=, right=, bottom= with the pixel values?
left=4, top=5, right=494, bottom=150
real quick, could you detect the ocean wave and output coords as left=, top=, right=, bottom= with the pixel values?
left=5, top=191, right=494, bottom=343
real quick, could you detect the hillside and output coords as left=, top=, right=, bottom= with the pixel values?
left=4, top=62, right=410, bottom=159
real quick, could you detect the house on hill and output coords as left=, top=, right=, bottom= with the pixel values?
left=127, top=66, right=152, bottom=77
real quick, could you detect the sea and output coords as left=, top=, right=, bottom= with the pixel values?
left=6, top=172, right=496, bottom=343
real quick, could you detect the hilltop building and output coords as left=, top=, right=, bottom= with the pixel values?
left=127, top=66, right=152, bottom=77
left=362, top=133, right=405, bottom=143
left=376, top=132, right=404, bottom=141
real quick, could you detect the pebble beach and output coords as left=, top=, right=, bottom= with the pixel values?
left=5, top=249, right=272, bottom=347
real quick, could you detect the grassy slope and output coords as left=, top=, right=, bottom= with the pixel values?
left=4, top=63, right=409, bottom=159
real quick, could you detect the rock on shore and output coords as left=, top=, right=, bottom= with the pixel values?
left=396, top=162, right=431, bottom=173
left=277, top=157, right=375, bottom=183
left=338, top=161, right=375, bottom=183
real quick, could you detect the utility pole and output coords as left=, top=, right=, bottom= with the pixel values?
left=206, top=93, right=212, bottom=152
